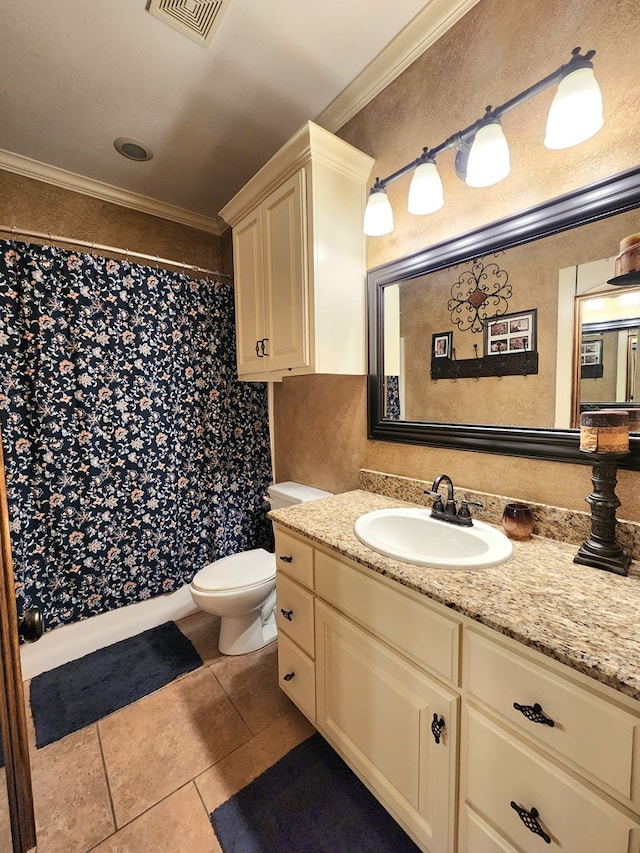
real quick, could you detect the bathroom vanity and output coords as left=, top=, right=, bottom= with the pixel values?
left=271, top=490, right=640, bottom=853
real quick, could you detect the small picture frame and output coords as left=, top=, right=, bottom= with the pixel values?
left=484, top=309, right=537, bottom=355
left=581, top=338, right=603, bottom=366
left=432, top=331, right=453, bottom=359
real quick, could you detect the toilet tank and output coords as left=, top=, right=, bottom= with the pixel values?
left=267, top=481, right=332, bottom=510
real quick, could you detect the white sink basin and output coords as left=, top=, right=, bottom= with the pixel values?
left=353, top=507, right=513, bottom=570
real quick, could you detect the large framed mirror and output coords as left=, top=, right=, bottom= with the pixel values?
left=367, top=165, right=640, bottom=469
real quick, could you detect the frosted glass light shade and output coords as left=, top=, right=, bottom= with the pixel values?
left=544, top=66, right=603, bottom=149
left=407, top=161, right=444, bottom=215
left=363, top=189, right=394, bottom=236
left=465, top=121, right=511, bottom=188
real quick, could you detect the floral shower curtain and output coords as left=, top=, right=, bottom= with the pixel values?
left=0, top=240, right=273, bottom=630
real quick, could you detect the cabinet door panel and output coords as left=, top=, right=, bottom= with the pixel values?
left=465, top=629, right=640, bottom=805
left=274, top=529, right=314, bottom=589
left=315, top=600, right=457, bottom=853
left=278, top=632, right=315, bottom=723
left=233, top=208, right=265, bottom=375
left=276, top=572, right=314, bottom=657
left=463, top=707, right=640, bottom=853
left=459, top=806, right=518, bottom=853
left=263, top=171, right=308, bottom=371
left=316, top=550, right=460, bottom=684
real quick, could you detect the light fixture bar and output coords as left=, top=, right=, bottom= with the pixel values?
left=365, top=46, right=601, bottom=235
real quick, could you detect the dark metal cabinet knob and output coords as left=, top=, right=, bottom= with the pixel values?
left=280, top=608, right=293, bottom=621
left=283, top=672, right=295, bottom=682
left=279, top=555, right=293, bottom=563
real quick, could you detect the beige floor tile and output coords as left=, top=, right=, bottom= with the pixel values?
left=92, top=782, right=221, bottom=853
left=196, top=706, right=315, bottom=813
left=176, top=611, right=223, bottom=667
left=211, top=641, right=293, bottom=734
left=30, top=725, right=114, bottom=853
left=99, top=666, right=252, bottom=827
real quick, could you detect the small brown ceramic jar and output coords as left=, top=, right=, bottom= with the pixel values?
left=501, top=502, right=534, bottom=540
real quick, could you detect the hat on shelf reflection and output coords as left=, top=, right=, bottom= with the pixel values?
left=608, top=233, right=640, bottom=286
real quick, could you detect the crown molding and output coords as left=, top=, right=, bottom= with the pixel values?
left=0, top=149, right=224, bottom=236
left=315, top=0, right=482, bottom=132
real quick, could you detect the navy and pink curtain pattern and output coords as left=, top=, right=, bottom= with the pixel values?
left=0, top=240, right=273, bottom=629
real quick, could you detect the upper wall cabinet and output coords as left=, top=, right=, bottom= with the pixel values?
left=220, top=121, right=373, bottom=381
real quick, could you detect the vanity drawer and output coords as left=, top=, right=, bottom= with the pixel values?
left=459, top=805, right=518, bottom=853
left=463, top=707, right=640, bottom=853
left=276, top=572, right=314, bottom=657
left=274, top=529, right=314, bottom=589
left=315, top=549, right=460, bottom=684
left=277, top=632, right=315, bottom=723
left=464, top=629, right=640, bottom=804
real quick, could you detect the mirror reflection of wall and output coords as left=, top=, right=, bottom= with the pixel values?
left=380, top=206, right=640, bottom=431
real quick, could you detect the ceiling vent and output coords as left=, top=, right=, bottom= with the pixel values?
left=148, top=0, right=230, bottom=48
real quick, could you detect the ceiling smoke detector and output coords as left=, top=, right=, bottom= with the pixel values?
left=148, top=0, right=231, bottom=48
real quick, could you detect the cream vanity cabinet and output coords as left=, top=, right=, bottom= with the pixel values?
left=219, top=121, right=373, bottom=381
left=274, top=525, right=460, bottom=853
left=274, top=524, right=640, bottom=853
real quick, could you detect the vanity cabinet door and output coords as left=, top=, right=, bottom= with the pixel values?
left=461, top=706, right=640, bottom=853
left=275, top=571, right=314, bottom=657
left=274, top=529, right=314, bottom=589
left=465, top=628, right=640, bottom=806
left=232, top=205, right=265, bottom=375
left=277, top=632, right=315, bottom=723
left=233, top=170, right=307, bottom=377
left=315, top=600, right=458, bottom=853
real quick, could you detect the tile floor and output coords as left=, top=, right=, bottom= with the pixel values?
left=5, top=611, right=315, bottom=852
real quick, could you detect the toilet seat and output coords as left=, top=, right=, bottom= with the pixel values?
left=191, top=548, right=275, bottom=593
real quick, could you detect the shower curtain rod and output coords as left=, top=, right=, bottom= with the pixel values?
left=0, top=225, right=234, bottom=282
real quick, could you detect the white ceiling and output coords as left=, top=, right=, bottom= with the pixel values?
left=0, top=0, right=477, bottom=234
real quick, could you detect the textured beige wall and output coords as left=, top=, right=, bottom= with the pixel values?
left=273, top=0, right=640, bottom=520
left=0, top=171, right=224, bottom=273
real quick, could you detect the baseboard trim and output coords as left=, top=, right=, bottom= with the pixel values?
left=20, top=585, right=198, bottom=680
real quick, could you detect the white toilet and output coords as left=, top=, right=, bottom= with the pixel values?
left=189, top=481, right=331, bottom=655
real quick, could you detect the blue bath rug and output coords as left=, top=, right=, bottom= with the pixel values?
left=210, top=733, right=420, bottom=852
left=29, top=621, right=202, bottom=748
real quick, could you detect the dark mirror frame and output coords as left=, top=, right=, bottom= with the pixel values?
left=367, top=165, right=640, bottom=469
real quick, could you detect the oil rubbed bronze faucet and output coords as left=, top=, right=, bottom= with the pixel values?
left=425, top=474, right=483, bottom=527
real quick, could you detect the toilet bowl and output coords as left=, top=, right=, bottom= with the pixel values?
left=189, top=482, right=331, bottom=655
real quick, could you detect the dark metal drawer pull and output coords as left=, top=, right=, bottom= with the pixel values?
left=283, top=672, right=295, bottom=682
left=279, top=555, right=293, bottom=563
left=280, top=608, right=293, bottom=621
left=431, top=714, right=445, bottom=744
left=513, top=701, right=555, bottom=727
left=510, top=801, right=551, bottom=844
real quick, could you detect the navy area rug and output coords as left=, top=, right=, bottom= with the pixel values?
left=29, top=621, right=202, bottom=748
left=210, top=733, right=420, bottom=852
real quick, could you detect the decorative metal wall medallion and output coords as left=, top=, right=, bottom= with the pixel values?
left=448, top=258, right=512, bottom=332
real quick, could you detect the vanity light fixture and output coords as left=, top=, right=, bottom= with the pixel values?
left=363, top=47, right=604, bottom=236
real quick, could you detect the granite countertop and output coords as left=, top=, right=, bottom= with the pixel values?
left=269, top=490, right=640, bottom=703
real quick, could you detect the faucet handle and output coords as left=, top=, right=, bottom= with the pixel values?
left=424, top=489, right=444, bottom=512
left=458, top=499, right=483, bottom=520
